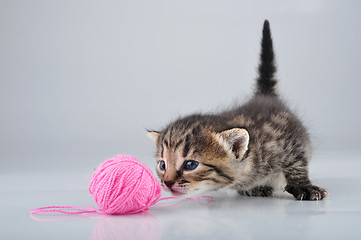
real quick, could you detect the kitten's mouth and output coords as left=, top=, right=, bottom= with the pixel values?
left=171, top=190, right=185, bottom=196
left=163, top=185, right=187, bottom=196
left=161, top=182, right=188, bottom=196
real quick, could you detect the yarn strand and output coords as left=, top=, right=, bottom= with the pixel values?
left=30, top=206, right=99, bottom=215
left=30, top=196, right=214, bottom=215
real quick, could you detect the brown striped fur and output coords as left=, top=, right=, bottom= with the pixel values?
left=148, top=20, right=327, bottom=200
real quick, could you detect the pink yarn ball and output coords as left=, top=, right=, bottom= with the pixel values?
left=89, top=155, right=162, bottom=215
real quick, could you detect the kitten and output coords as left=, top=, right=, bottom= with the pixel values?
left=148, top=20, right=327, bottom=200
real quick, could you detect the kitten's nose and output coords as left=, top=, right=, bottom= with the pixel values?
left=164, top=180, right=175, bottom=189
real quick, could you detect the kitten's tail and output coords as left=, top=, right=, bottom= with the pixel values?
left=255, top=20, right=277, bottom=96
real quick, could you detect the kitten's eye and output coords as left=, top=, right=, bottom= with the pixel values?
left=159, top=161, right=166, bottom=171
left=184, top=160, right=199, bottom=171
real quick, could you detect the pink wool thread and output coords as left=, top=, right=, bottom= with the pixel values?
left=30, top=155, right=214, bottom=215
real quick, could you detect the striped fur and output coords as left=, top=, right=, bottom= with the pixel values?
left=149, top=20, right=327, bottom=200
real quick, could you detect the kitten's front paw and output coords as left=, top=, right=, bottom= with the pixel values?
left=239, top=186, right=273, bottom=197
left=285, top=185, right=328, bottom=200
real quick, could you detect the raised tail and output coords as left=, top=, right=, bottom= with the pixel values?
left=255, top=20, right=277, bottom=96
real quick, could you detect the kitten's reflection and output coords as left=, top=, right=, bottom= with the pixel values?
left=90, top=212, right=162, bottom=240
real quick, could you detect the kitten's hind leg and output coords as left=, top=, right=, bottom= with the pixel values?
left=238, top=186, right=273, bottom=197
left=283, top=163, right=328, bottom=200
left=285, top=184, right=328, bottom=200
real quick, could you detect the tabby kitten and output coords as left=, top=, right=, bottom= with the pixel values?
left=149, top=20, right=327, bottom=200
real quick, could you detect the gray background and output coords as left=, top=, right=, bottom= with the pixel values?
left=1, top=0, right=361, bottom=176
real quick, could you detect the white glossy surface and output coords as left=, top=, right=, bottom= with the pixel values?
left=1, top=151, right=361, bottom=239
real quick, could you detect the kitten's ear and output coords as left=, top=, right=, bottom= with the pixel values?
left=147, top=130, right=160, bottom=146
left=218, top=128, right=249, bottom=159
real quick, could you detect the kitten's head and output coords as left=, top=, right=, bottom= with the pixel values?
left=148, top=115, right=250, bottom=196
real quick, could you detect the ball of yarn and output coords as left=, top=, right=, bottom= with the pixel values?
left=89, top=155, right=162, bottom=215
